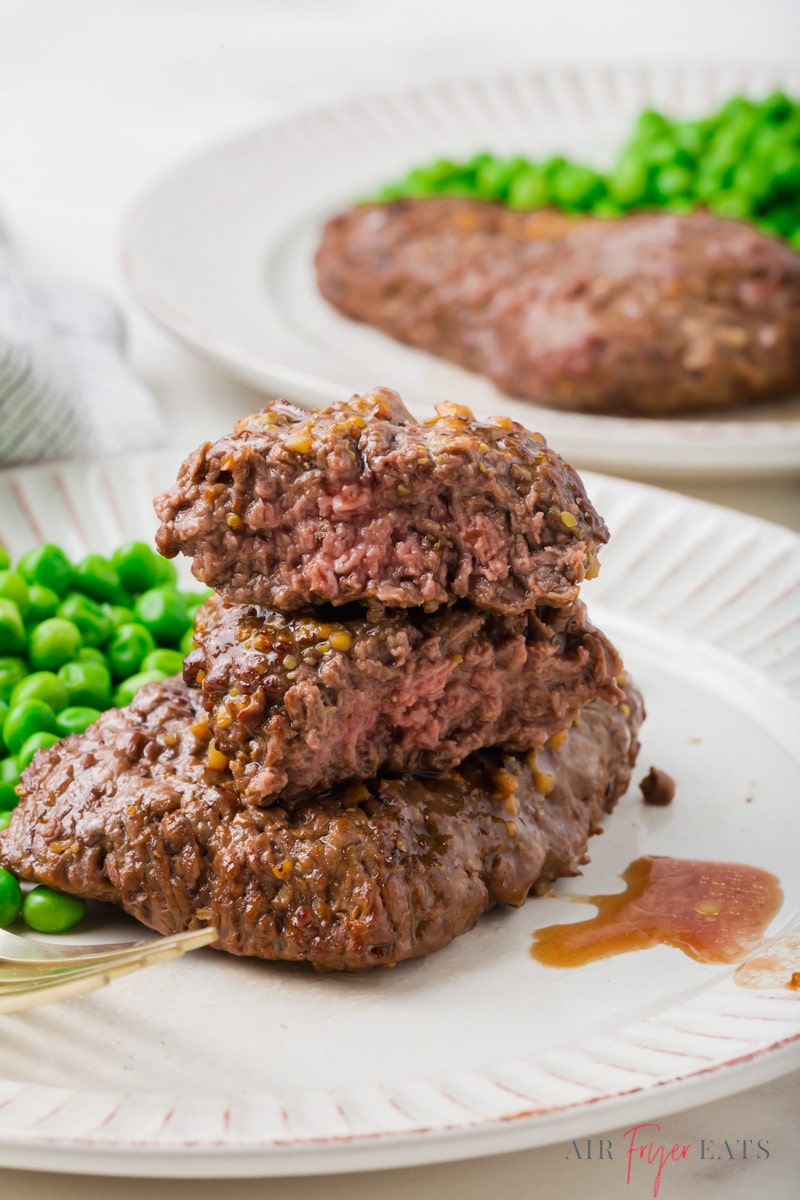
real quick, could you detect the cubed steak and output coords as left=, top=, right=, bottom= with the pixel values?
left=315, top=201, right=800, bottom=416
left=184, top=593, right=623, bottom=802
left=154, top=388, right=608, bottom=613
left=0, top=676, right=643, bottom=972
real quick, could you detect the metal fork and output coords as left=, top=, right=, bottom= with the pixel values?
left=0, top=926, right=218, bottom=1013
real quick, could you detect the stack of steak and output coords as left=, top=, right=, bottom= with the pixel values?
left=0, top=389, right=643, bottom=970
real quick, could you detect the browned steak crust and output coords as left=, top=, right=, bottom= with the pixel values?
left=185, top=594, right=623, bottom=802
left=0, top=676, right=643, bottom=971
left=315, top=201, right=800, bottom=416
left=154, top=387, right=608, bottom=613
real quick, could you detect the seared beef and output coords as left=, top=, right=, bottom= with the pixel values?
left=184, top=594, right=622, bottom=802
left=316, top=201, right=800, bottom=416
left=0, top=676, right=643, bottom=971
left=154, top=387, right=607, bottom=613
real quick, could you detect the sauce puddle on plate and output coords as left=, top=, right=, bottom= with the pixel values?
left=734, top=929, right=800, bottom=990
left=531, top=856, right=783, bottom=969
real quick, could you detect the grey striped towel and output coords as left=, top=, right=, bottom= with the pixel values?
left=0, top=244, right=164, bottom=466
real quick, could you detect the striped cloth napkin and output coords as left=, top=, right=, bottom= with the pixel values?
left=0, top=242, right=164, bottom=466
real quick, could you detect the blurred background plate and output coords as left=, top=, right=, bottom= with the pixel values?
left=122, top=62, right=800, bottom=479
left=0, top=453, right=799, bottom=1176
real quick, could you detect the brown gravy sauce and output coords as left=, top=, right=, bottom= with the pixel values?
left=531, top=856, right=784, bottom=971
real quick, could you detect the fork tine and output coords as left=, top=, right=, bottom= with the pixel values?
left=0, top=940, right=206, bottom=988
left=0, top=965, right=83, bottom=986
left=0, top=928, right=217, bottom=986
left=0, top=958, right=143, bottom=1014
left=0, top=925, right=217, bottom=966
left=0, top=927, right=218, bottom=1013
left=0, top=944, right=187, bottom=986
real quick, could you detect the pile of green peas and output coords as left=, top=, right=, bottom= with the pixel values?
left=0, top=539, right=207, bottom=933
left=367, top=91, right=800, bottom=250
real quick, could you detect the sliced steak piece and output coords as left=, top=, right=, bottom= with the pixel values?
left=154, top=387, right=608, bottom=614
left=316, top=201, right=800, bottom=416
left=0, top=676, right=643, bottom=972
left=184, top=594, right=623, bottom=802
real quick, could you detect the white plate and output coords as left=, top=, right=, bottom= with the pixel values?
left=122, top=63, right=800, bottom=478
left=0, top=452, right=798, bottom=1178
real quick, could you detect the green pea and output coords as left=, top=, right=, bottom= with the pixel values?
left=695, top=165, right=729, bottom=201
left=180, top=626, right=196, bottom=657
left=73, top=554, right=124, bottom=604
left=0, top=571, right=30, bottom=617
left=638, top=137, right=683, bottom=170
left=111, top=541, right=171, bottom=594
left=750, top=124, right=786, bottom=158
left=543, top=154, right=568, bottom=180
left=465, top=151, right=493, bottom=171
left=592, top=199, right=623, bottom=219
left=0, top=657, right=27, bottom=704
left=653, top=165, right=694, bottom=202
left=18, top=731, right=61, bottom=770
left=107, top=622, right=156, bottom=680
left=181, top=591, right=212, bottom=620
left=550, top=163, right=605, bottom=211
left=26, top=584, right=60, bottom=623
left=672, top=120, right=708, bottom=160
left=507, top=166, right=549, bottom=210
left=3, top=699, right=58, bottom=756
left=57, top=593, right=112, bottom=648
left=0, top=600, right=26, bottom=656
left=707, top=191, right=752, bottom=220
left=0, top=547, right=9, bottom=571
left=433, top=181, right=477, bottom=199
left=141, top=648, right=184, bottom=676
left=607, top=158, right=649, bottom=206
left=0, top=780, right=18, bottom=811
left=719, top=95, right=758, bottom=127
left=475, top=157, right=524, bottom=200
left=102, top=603, right=135, bottom=631
left=731, top=160, right=771, bottom=205
left=153, top=555, right=178, bottom=585
left=0, top=867, right=22, bottom=927
left=22, top=885, right=86, bottom=934
left=28, top=617, right=82, bottom=671
left=402, top=166, right=445, bottom=198
left=411, top=159, right=460, bottom=192
left=0, top=758, right=20, bottom=785
left=57, top=660, right=112, bottom=710
left=762, top=89, right=793, bottom=123
left=55, top=706, right=102, bottom=736
left=17, top=544, right=74, bottom=595
left=761, top=203, right=800, bottom=238
left=77, top=646, right=107, bottom=666
left=635, top=108, right=671, bottom=141
left=707, top=126, right=750, bottom=168
left=134, top=589, right=189, bottom=646
left=0, top=812, right=10, bottom=831
left=114, top=669, right=168, bottom=708
left=662, top=199, right=695, bottom=215
left=10, top=671, right=68, bottom=714
left=769, top=151, right=800, bottom=199
left=367, top=183, right=405, bottom=203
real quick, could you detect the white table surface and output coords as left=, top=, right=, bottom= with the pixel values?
left=1, top=1, right=799, bottom=1194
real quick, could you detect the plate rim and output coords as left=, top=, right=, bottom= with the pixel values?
left=0, top=1039, right=798, bottom=1179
